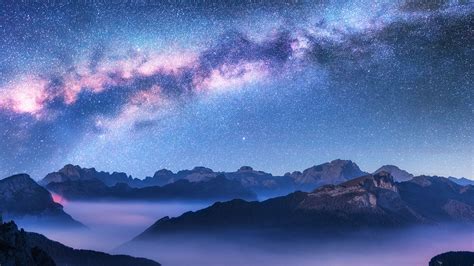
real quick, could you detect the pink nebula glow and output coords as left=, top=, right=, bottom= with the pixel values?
left=0, top=76, right=50, bottom=116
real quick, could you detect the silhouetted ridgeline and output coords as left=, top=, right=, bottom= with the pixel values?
left=0, top=219, right=160, bottom=266
left=429, top=251, right=474, bottom=266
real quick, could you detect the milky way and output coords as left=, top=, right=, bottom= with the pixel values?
left=0, top=0, right=472, bottom=179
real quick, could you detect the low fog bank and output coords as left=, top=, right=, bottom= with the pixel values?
left=13, top=200, right=474, bottom=266
left=118, top=224, right=474, bottom=266
left=18, top=200, right=209, bottom=251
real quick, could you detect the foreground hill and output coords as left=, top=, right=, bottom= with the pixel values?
left=130, top=172, right=474, bottom=242
left=0, top=174, right=83, bottom=228
left=46, top=175, right=257, bottom=202
left=0, top=219, right=55, bottom=265
left=0, top=219, right=160, bottom=266
left=429, top=251, right=474, bottom=266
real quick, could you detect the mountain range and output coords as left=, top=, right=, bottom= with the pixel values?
left=39, top=160, right=473, bottom=201
left=46, top=175, right=257, bottom=202
left=39, top=160, right=378, bottom=199
left=128, top=172, right=474, bottom=243
left=0, top=161, right=472, bottom=265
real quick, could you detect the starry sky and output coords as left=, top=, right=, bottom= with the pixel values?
left=0, top=0, right=472, bottom=180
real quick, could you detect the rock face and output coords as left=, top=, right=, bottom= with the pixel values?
left=429, top=251, right=474, bottom=266
left=285, top=159, right=367, bottom=190
left=40, top=164, right=139, bottom=187
left=374, top=165, right=414, bottom=182
left=46, top=175, right=257, bottom=202
left=0, top=220, right=55, bottom=266
left=0, top=219, right=161, bottom=266
left=0, top=174, right=83, bottom=227
left=132, top=173, right=474, bottom=241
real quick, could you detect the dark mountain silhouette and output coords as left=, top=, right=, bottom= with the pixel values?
left=46, top=175, right=257, bottom=202
left=0, top=218, right=55, bottom=266
left=130, top=172, right=474, bottom=242
left=0, top=174, right=83, bottom=228
left=0, top=218, right=160, bottom=266
left=374, top=165, right=413, bottom=182
left=429, top=251, right=474, bottom=266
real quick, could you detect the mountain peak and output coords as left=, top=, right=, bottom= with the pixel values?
left=288, top=159, right=366, bottom=187
left=374, top=165, right=413, bottom=182
left=154, top=169, right=174, bottom=176
left=58, top=164, right=83, bottom=177
left=0, top=174, right=38, bottom=190
left=329, top=159, right=354, bottom=165
left=238, top=166, right=254, bottom=172
left=191, top=166, right=214, bottom=172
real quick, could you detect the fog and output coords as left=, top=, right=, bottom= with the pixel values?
left=118, top=225, right=474, bottom=266
left=16, top=201, right=474, bottom=266
left=20, top=201, right=209, bottom=251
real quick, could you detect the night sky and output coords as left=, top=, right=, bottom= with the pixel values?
left=0, top=0, right=472, bottom=180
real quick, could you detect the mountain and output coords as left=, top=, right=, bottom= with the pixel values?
left=448, top=176, right=474, bottom=186
left=130, top=172, right=474, bottom=242
left=397, top=175, right=474, bottom=222
left=40, top=164, right=141, bottom=187
left=46, top=175, right=257, bottom=202
left=429, top=251, right=474, bottom=266
left=0, top=219, right=160, bottom=266
left=374, top=165, right=414, bottom=182
left=0, top=174, right=83, bottom=228
left=284, top=159, right=367, bottom=191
